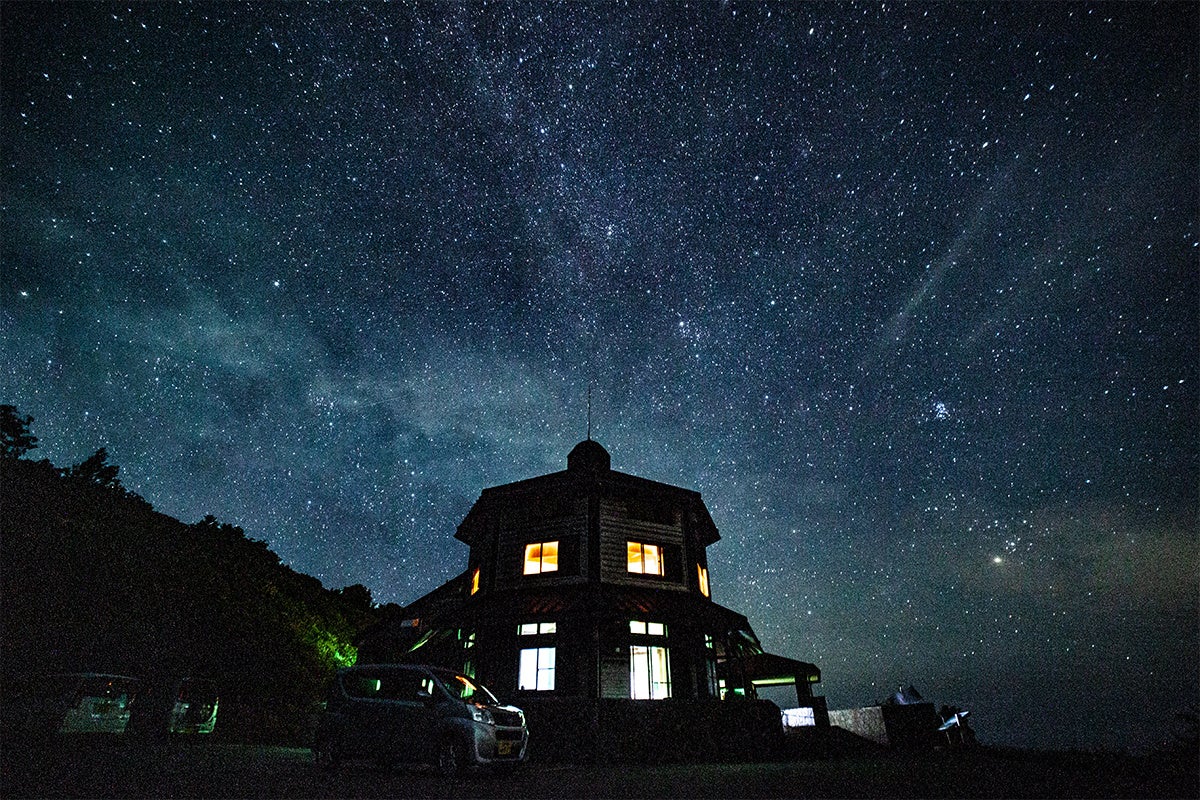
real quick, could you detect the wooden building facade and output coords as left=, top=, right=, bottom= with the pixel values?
left=358, top=439, right=828, bottom=760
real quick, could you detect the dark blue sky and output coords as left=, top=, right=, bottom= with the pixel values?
left=3, top=2, right=1196, bottom=752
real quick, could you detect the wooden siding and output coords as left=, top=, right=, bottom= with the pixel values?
left=494, top=502, right=588, bottom=590
left=600, top=654, right=629, bottom=699
left=599, top=498, right=688, bottom=590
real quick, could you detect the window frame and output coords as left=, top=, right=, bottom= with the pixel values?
left=523, top=541, right=560, bottom=575
left=626, top=541, right=665, bottom=576
left=517, top=646, right=556, bottom=691
left=629, top=644, right=671, bottom=700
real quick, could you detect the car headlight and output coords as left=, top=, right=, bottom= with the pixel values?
left=469, top=704, right=494, bottom=725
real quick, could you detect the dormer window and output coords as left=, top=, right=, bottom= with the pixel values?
left=523, top=541, right=559, bottom=575
left=697, top=565, right=710, bottom=597
left=626, top=541, right=663, bottom=576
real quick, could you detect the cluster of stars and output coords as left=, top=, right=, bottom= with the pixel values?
left=2, top=2, right=1196, bottom=753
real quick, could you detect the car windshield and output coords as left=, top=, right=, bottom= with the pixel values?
left=45, top=674, right=138, bottom=702
left=433, top=670, right=499, bottom=705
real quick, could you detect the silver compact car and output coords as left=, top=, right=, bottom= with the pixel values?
left=313, top=665, right=528, bottom=775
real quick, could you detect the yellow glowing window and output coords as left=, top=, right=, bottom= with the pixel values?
left=523, top=541, right=559, bottom=575
left=629, top=620, right=666, bottom=636
left=470, top=567, right=480, bottom=595
left=697, top=564, right=710, bottom=597
left=626, top=542, right=663, bottom=575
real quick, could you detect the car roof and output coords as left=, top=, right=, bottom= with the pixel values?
left=341, top=664, right=428, bottom=673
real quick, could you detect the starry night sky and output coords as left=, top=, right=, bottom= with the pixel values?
left=2, top=2, right=1196, bottom=752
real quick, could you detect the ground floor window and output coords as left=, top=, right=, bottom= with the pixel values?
left=703, top=634, right=719, bottom=697
left=459, top=629, right=476, bottom=678
left=518, top=647, right=556, bottom=691
left=630, top=645, right=671, bottom=699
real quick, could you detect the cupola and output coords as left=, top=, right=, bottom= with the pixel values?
left=567, top=438, right=610, bottom=472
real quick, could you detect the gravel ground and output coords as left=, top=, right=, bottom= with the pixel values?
left=1, top=739, right=1196, bottom=799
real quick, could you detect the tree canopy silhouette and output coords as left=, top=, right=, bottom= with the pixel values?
left=0, top=404, right=385, bottom=744
left=0, top=404, right=37, bottom=459
left=65, top=447, right=121, bottom=488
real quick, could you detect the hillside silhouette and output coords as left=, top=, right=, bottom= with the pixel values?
left=0, top=405, right=379, bottom=743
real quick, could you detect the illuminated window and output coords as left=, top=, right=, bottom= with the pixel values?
left=523, top=541, right=559, bottom=575
left=629, top=620, right=665, bottom=636
left=783, top=707, right=816, bottom=727
left=518, top=622, right=557, bottom=635
left=518, top=647, right=556, bottom=691
left=460, top=630, right=476, bottom=678
left=697, top=564, right=710, bottom=597
left=630, top=645, right=671, bottom=699
left=470, top=567, right=480, bottom=595
left=703, top=635, right=719, bottom=696
left=626, top=541, right=663, bottom=575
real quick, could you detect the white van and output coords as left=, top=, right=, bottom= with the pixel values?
left=4, top=673, right=140, bottom=735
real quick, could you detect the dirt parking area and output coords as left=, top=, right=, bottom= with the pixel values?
left=1, top=739, right=1195, bottom=799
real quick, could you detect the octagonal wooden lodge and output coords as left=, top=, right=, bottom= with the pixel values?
left=358, top=439, right=829, bottom=760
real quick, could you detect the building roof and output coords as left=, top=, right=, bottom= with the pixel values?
left=724, top=651, right=822, bottom=686
left=456, top=439, right=720, bottom=547
left=397, top=578, right=751, bottom=632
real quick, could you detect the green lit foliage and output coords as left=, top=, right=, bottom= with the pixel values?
left=303, top=624, right=358, bottom=668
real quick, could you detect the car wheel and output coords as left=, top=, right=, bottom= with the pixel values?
left=436, top=738, right=466, bottom=776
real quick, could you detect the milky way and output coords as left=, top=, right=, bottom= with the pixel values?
left=2, top=2, right=1196, bottom=751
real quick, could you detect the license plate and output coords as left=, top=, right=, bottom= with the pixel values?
left=496, top=741, right=513, bottom=756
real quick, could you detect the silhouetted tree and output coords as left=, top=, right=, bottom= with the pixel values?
left=1167, top=705, right=1199, bottom=756
left=2, top=423, right=379, bottom=744
left=0, top=404, right=37, bottom=459
left=337, top=583, right=374, bottom=611
left=66, top=447, right=121, bottom=488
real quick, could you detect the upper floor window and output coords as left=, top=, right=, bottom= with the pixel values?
left=697, top=564, right=710, bottom=597
left=518, top=622, right=557, bottom=636
left=523, top=541, right=559, bottom=575
left=470, top=567, right=481, bottom=595
left=626, top=541, right=663, bottom=576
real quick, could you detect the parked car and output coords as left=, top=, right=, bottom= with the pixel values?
left=125, top=675, right=220, bottom=738
left=168, top=677, right=219, bottom=734
left=1, top=673, right=139, bottom=736
left=313, top=664, right=528, bottom=775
